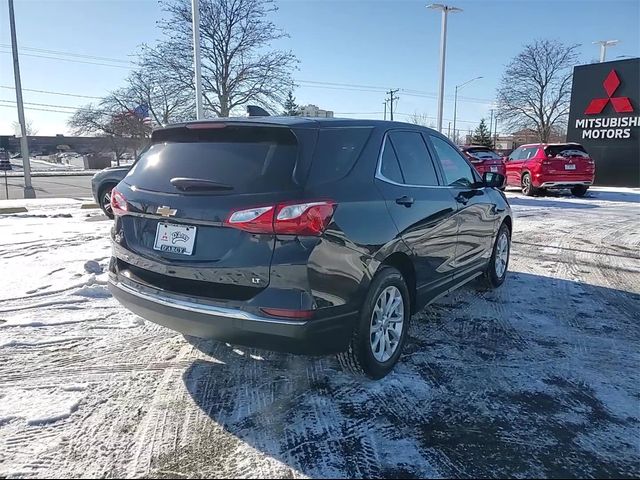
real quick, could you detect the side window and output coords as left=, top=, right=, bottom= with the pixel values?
left=429, top=136, right=477, bottom=187
left=509, top=147, right=522, bottom=160
left=309, top=128, right=372, bottom=184
left=380, top=138, right=404, bottom=184
left=388, top=131, right=439, bottom=186
left=522, top=147, right=537, bottom=160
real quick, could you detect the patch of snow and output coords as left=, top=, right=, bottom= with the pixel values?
left=0, top=388, right=83, bottom=426
left=84, top=260, right=103, bottom=274
left=72, top=284, right=111, bottom=299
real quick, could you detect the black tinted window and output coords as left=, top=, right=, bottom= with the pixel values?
left=430, top=136, right=476, bottom=187
left=310, top=128, right=372, bottom=184
left=380, top=139, right=403, bottom=183
left=466, top=148, right=501, bottom=160
left=388, top=131, right=438, bottom=186
left=545, top=144, right=589, bottom=158
left=127, top=126, right=298, bottom=193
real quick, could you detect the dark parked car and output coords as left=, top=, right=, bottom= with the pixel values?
left=108, top=118, right=512, bottom=378
left=91, top=165, right=131, bottom=217
left=505, top=142, right=595, bottom=196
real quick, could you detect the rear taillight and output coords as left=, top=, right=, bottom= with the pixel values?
left=225, top=201, right=336, bottom=236
left=110, top=188, right=128, bottom=216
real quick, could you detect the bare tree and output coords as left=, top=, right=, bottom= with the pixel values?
left=68, top=93, right=152, bottom=165
left=124, top=57, right=195, bottom=125
left=143, top=0, right=298, bottom=117
left=408, top=112, right=435, bottom=128
left=12, top=119, right=38, bottom=136
left=496, top=39, right=579, bottom=143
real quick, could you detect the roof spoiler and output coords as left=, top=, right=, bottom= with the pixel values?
left=246, top=105, right=271, bottom=117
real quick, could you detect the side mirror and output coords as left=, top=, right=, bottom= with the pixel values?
left=482, top=171, right=506, bottom=189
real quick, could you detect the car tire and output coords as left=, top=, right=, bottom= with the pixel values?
left=337, top=266, right=411, bottom=380
left=479, top=223, right=511, bottom=290
left=521, top=173, right=538, bottom=196
left=99, top=183, right=116, bottom=219
left=571, top=185, right=588, bottom=197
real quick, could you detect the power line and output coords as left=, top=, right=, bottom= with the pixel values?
left=0, top=99, right=81, bottom=110
left=0, top=49, right=132, bottom=69
left=0, top=45, right=494, bottom=104
left=0, top=104, right=71, bottom=114
left=0, top=44, right=135, bottom=64
left=0, top=85, right=102, bottom=100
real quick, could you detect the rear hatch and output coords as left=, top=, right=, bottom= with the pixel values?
left=543, top=144, right=594, bottom=176
left=465, top=147, right=504, bottom=171
left=113, top=123, right=309, bottom=299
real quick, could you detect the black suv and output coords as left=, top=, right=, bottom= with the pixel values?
left=108, top=118, right=512, bottom=378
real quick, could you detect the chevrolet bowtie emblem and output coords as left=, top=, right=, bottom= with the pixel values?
left=156, top=206, right=177, bottom=217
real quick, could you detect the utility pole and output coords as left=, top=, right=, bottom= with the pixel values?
left=192, top=0, right=204, bottom=119
left=387, top=89, right=399, bottom=121
left=383, top=101, right=387, bottom=121
left=493, top=115, right=498, bottom=148
left=7, top=0, right=35, bottom=198
left=427, top=3, right=462, bottom=133
left=489, top=108, right=494, bottom=141
left=453, top=76, right=482, bottom=147
left=447, top=122, right=451, bottom=139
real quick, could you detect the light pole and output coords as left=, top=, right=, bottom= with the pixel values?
left=453, top=75, right=482, bottom=144
left=7, top=0, right=35, bottom=198
left=593, top=40, right=619, bottom=63
left=427, top=3, right=462, bottom=133
left=192, top=0, right=204, bottom=119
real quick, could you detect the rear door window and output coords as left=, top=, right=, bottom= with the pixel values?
left=126, top=126, right=299, bottom=194
left=388, top=131, right=439, bottom=186
left=309, top=127, right=372, bottom=184
left=429, top=136, right=477, bottom=187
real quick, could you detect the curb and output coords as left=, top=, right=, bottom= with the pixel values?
left=81, top=203, right=99, bottom=209
left=0, top=207, right=28, bottom=214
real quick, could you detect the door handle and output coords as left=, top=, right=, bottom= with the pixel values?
left=455, top=194, right=469, bottom=205
left=395, top=195, right=414, bottom=207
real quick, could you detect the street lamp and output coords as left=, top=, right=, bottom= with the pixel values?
left=192, top=0, right=204, bottom=119
left=593, top=40, right=619, bottom=63
left=452, top=76, right=482, bottom=143
left=427, top=3, right=462, bottom=133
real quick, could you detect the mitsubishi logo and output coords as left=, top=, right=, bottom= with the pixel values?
left=585, top=69, right=634, bottom=115
left=156, top=206, right=177, bottom=217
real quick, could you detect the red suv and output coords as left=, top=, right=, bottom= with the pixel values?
left=505, top=143, right=595, bottom=196
left=460, top=145, right=506, bottom=177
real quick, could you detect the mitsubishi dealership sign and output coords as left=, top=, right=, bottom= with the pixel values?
left=567, top=58, right=639, bottom=186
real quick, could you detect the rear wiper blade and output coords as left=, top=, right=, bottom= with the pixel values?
left=170, top=177, right=234, bottom=192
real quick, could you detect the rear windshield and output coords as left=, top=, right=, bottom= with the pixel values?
left=126, top=126, right=299, bottom=193
left=308, top=127, right=372, bottom=184
left=466, top=148, right=501, bottom=160
left=545, top=144, right=589, bottom=158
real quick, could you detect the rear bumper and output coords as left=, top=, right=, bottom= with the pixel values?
left=533, top=172, right=594, bottom=188
left=538, top=180, right=592, bottom=188
left=108, top=276, right=356, bottom=355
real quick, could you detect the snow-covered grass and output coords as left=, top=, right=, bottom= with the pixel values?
left=0, top=189, right=638, bottom=478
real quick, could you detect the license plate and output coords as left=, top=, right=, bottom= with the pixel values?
left=154, top=222, right=197, bottom=255
left=564, top=164, right=576, bottom=170
left=490, top=166, right=499, bottom=172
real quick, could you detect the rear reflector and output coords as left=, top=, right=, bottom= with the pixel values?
left=260, top=308, right=314, bottom=320
left=225, top=201, right=336, bottom=236
left=110, top=188, right=128, bottom=216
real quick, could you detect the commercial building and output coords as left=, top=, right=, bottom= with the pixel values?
left=298, top=104, right=334, bottom=118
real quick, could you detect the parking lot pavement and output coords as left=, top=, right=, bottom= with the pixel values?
left=0, top=188, right=638, bottom=478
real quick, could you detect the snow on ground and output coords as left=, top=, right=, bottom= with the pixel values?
left=0, top=189, right=638, bottom=478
